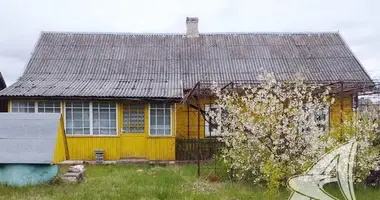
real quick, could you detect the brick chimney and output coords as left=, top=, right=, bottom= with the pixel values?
left=186, top=17, right=199, bottom=37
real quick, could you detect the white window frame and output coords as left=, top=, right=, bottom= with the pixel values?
left=149, top=103, right=172, bottom=136
left=10, top=100, right=61, bottom=113
left=205, top=104, right=222, bottom=137
left=63, top=101, right=118, bottom=136
left=37, top=101, right=61, bottom=113
left=92, top=102, right=118, bottom=135
left=10, top=100, right=36, bottom=113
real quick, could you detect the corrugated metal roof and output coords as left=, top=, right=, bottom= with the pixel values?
left=0, top=113, right=61, bottom=164
left=0, top=32, right=372, bottom=98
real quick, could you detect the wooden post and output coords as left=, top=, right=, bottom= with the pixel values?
left=197, top=83, right=201, bottom=177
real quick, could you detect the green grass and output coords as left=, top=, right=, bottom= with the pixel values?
left=0, top=164, right=379, bottom=200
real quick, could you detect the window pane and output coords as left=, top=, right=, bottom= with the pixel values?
left=110, top=128, right=117, bottom=135
left=66, top=128, right=72, bottom=135
left=157, top=129, right=165, bottom=135
left=157, top=116, right=164, bottom=127
left=150, top=117, right=156, bottom=126
left=165, top=116, right=170, bottom=125
left=83, top=128, right=91, bottom=135
left=157, top=110, right=164, bottom=116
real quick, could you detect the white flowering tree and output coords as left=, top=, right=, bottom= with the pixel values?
left=208, top=74, right=379, bottom=196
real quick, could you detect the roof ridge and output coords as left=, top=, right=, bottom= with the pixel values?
left=40, top=31, right=340, bottom=36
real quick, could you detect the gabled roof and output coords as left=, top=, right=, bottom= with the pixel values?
left=0, top=32, right=372, bottom=99
left=0, top=113, right=61, bottom=164
left=0, top=72, right=6, bottom=90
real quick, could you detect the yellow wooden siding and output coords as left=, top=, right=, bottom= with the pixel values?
left=67, top=137, right=120, bottom=160
left=147, top=137, right=176, bottom=160
left=330, top=95, right=353, bottom=127
left=120, top=136, right=147, bottom=157
left=53, top=115, right=69, bottom=163
left=175, top=98, right=216, bottom=139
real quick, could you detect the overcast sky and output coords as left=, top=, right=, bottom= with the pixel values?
left=0, top=0, right=379, bottom=86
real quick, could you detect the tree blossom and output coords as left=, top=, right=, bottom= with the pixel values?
left=209, top=73, right=379, bottom=196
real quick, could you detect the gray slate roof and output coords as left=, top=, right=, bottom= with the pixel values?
left=0, top=32, right=372, bottom=99
left=0, top=113, right=61, bottom=164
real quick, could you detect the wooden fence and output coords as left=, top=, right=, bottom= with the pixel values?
left=175, top=138, right=224, bottom=161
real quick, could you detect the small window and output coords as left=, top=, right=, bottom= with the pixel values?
left=123, top=104, right=145, bottom=133
left=65, top=102, right=91, bottom=135
left=150, top=103, right=171, bottom=136
left=11, top=101, right=35, bottom=113
left=205, top=104, right=222, bottom=137
left=92, top=102, right=117, bottom=135
left=38, top=101, right=61, bottom=113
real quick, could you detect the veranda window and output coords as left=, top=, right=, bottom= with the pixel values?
left=65, top=102, right=117, bottom=136
left=37, top=101, right=61, bottom=113
left=11, top=101, right=35, bottom=113
left=123, top=104, right=145, bottom=133
left=93, top=102, right=117, bottom=135
left=150, top=103, right=171, bottom=136
left=11, top=100, right=61, bottom=113
left=65, top=102, right=91, bottom=135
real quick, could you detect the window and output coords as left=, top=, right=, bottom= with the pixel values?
left=65, top=102, right=91, bottom=135
left=38, top=101, right=61, bottom=113
left=11, top=101, right=61, bottom=113
left=11, top=101, right=35, bottom=113
left=205, top=104, right=222, bottom=137
left=123, top=104, right=145, bottom=133
left=313, top=106, right=330, bottom=130
left=150, top=103, right=171, bottom=136
left=93, top=102, right=117, bottom=135
left=65, top=101, right=117, bottom=136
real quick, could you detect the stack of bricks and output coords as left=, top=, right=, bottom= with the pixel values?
left=94, top=149, right=104, bottom=164
left=63, top=165, right=85, bottom=183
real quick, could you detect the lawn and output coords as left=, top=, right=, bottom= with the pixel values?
left=0, top=164, right=379, bottom=200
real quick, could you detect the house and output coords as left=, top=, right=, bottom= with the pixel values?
left=0, top=113, right=68, bottom=186
left=0, top=72, right=7, bottom=112
left=0, top=17, right=373, bottom=161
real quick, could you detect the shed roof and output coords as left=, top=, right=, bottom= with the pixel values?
left=0, top=113, right=61, bottom=164
left=0, top=32, right=372, bottom=99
